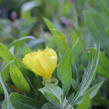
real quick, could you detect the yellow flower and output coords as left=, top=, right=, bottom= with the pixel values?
left=23, top=48, right=57, bottom=79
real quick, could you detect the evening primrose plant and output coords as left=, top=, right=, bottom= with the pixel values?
left=23, top=48, right=57, bottom=79
left=0, top=19, right=103, bottom=109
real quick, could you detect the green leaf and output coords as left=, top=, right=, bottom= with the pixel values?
left=44, top=18, right=68, bottom=55
left=70, top=44, right=100, bottom=105
left=57, top=48, right=72, bottom=96
left=97, top=52, right=109, bottom=78
left=1, top=61, right=14, bottom=83
left=84, top=80, right=104, bottom=99
left=2, top=92, right=40, bottom=109
left=76, top=96, right=91, bottom=109
left=71, top=30, right=84, bottom=56
left=8, top=36, right=36, bottom=48
left=0, top=74, right=8, bottom=98
left=41, top=103, right=58, bottom=109
left=0, top=43, right=14, bottom=63
left=10, top=64, right=31, bottom=93
left=0, top=63, right=12, bottom=98
left=39, top=85, right=63, bottom=106
left=10, top=93, right=41, bottom=109
left=20, top=67, right=42, bottom=95
left=78, top=46, right=100, bottom=95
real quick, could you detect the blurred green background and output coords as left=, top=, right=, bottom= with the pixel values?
left=0, top=0, right=109, bottom=52
left=0, top=0, right=83, bottom=44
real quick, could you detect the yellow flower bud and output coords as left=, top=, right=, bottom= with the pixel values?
left=23, top=48, right=57, bottom=79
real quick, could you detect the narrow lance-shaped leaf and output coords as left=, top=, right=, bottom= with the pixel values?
left=44, top=18, right=68, bottom=55
left=2, top=92, right=40, bottom=109
left=0, top=73, right=9, bottom=99
left=57, top=48, right=72, bottom=96
left=84, top=80, right=104, bottom=99
left=97, top=52, right=109, bottom=78
left=71, top=43, right=100, bottom=105
left=0, top=43, right=14, bottom=63
left=8, top=36, right=36, bottom=48
left=0, top=68, right=14, bottom=109
left=10, top=64, right=31, bottom=93
left=0, top=62, right=14, bottom=98
left=1, top=61, right=14, bottom=83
